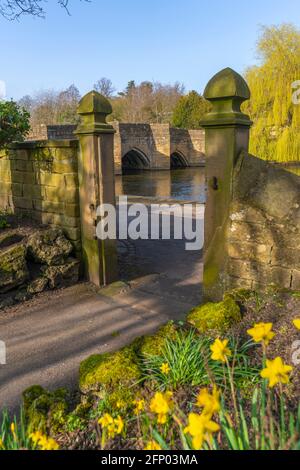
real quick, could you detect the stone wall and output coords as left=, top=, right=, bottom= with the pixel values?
left=226, top=152, right=300, bottom=291
left=0, top=140, right=81, bottom=251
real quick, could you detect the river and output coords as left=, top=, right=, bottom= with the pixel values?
left=115, top=167, right=206, bottom=203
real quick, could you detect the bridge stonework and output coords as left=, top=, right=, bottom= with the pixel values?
left=26, top=123, right=205, bottom=174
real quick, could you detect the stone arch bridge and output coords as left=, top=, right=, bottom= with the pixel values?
left=28, top=123, right=205, bottom=175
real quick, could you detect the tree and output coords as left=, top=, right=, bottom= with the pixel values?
left=94, top=78, right=116, bottom=98
left=0, top=0, right=90, bottom=19
left=244, top=23, right=300, bottom=162
left=0, top=100, right=30, bottom=148
left=172, top=91, right=210, bottom=129
left=19, top=84, right=81, bottom=126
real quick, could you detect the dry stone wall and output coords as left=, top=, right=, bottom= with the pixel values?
left=0, top=140, right=81, bottom=251
left=227, top=152, right=300, bottom=291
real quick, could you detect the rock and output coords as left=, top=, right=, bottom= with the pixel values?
left=43, top=258, right=80, bottom=289
left=79, top=345, right=141, bottom=409
left=0, top=295, right=15, bottom=309
left=0, top=243, right=29, bottom=293
left=14, top=288, right=31, bottom=303
left=0, top=230, right=24, bottom=249
left=187, top=297, right=241, bottom=334
left=22, top=385, right=68, bottom=434
left=27, top=277, right=49, bottom=295
left=27, top=228, right=73, bottom=266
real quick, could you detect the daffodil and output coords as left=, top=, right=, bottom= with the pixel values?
left=10, top=422, right=16, bottom=439
left=29, top=431, right=59, bottom=450
left=261, top=357, right=293, bottom=388
left=144, top=440, right=162, bottom=450
left=114, top=416, right=124, bottom=435
left=210, top=338, right=232, bottom=363
left=150, top=391, right=173, bottom=424
left=196, top=386, right=220, bottom=416
left=98, top=413, right=114, bottom=429
left=293, top=319, right=300, bottom=330
left=184, top=413, right=220, bottom=450
left=0, top=437, right=5, bottom=450
left=247, top=322, right=275, bottom=346
left=160, top=362, right=171, bottom=375
left=133, top=398, right=145, bottom=415
left=98, top=414, right=124, bottom=438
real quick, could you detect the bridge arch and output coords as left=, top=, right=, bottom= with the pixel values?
left=170, top=151, right=188, bottom=169
left=122, top=148, right=151, bottom=171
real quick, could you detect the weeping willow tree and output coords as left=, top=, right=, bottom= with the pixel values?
left=244, top=24, right=300, bottom=162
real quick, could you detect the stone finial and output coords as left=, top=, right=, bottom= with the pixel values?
left=76, top=90, right=114, bottom=134
left=201, top=68, right=252, bottom=127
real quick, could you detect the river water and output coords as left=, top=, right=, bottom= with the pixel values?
left=115, top=167, right=206, bottom=203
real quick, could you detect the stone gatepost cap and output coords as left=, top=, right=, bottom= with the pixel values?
left=201, top=68, right=252, bottom=128
left=76, top=91, right=114, bottom=134
left=204, top=67, right=250, bottom=101
left=77, top=90, right=113, bottom=116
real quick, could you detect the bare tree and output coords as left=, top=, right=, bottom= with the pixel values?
left=93, top=78, right=116, bottom=98
left=0, top=1, right=90, bottom=20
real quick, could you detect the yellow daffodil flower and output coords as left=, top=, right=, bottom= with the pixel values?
left=133, top=399, right=145, bottom=415
left=144, top=440, right=162, bottom=450
left=184, top=412, right=220, bottom=450
left=196, top=386, right=221, bottom=416
left=150, top=391, right=173, bottom=424
left=293, top=319, right=300, bottom=330
left=247, top=322, right=275, bottom=346
left=210, top=338, right=232, bottom=363
left=261, top=357, right=293, bottom=388
left=114, top=416, right=124, bottom=435
left=29, top=431, right=59, bottom=450
left=160, top=362, right=171, bottom=375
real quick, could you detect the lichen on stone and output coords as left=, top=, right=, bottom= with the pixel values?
left=187, top=297, right=241, bottom=334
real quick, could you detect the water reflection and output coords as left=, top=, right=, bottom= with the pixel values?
left=115, top=168, right=206, bottom=203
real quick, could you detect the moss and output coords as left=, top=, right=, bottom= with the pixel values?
left=187, top=298, right=241, bottom=334
left=22, top=386, right=69, bottom=434
left=79, top=345, right=141, bottom=396
left=138, top=322, right=178, bottom=357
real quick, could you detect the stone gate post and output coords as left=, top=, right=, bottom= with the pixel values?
left=75, top=91, right=118, bottom=286
left=200, top=68, right=252, bottom=301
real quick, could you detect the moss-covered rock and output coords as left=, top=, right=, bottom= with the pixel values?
left=0, top=243, right=29, bottom=293
left=187, top=297, right=241, bottom=334
left=138, top=322, right=178, bottom=357
left=22, top=385, right=69, bottom=434
left=79, top=345, right=141, bottom=401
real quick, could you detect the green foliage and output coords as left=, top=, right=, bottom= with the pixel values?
left=0, top=211, right=10, bottom=229
left=244, top=24, right=300, bottom=162
left=0, top=100, right=30, bottom=149
left=172, top=91, right=210, bottom=129
left=0, top=407, right=33, bottom=450
left=187, top=297, right=241, bottom=334
left=217, top=388, right=300, bottom=450
left=141, top=329, right=258, bottom=390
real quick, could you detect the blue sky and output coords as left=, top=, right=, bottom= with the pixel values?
left=0, top=0, right=299, bottom=99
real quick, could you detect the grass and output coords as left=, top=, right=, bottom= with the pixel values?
left=141, top=329, right=259, bottom=390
